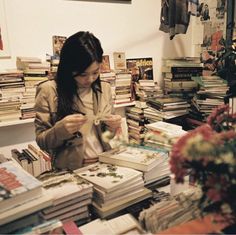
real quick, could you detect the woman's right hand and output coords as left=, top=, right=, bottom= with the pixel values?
left=61, top=114, right=87, bottom=134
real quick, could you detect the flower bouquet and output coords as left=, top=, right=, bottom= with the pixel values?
left=170, top=104, right=236, bottom=225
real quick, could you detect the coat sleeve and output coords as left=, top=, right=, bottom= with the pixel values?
left=34, top=82, right=74, bottom=152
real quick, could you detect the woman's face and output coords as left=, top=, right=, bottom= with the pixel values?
left=73, top=61, right=100, bottom=88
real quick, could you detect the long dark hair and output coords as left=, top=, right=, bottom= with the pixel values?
left=56, top=31, right=103, bottom=120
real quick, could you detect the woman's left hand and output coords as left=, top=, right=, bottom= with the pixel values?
left=104, top=115, right=122, bottom=131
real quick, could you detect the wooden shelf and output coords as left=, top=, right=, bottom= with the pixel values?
left=0, top=118, right=34, bottom=128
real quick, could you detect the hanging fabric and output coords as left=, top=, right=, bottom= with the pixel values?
left=159, top=0, right=199, bottom=40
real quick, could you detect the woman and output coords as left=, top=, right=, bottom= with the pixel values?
left=34, top=31, right=121, bottom=170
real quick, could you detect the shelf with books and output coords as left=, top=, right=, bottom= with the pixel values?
left=0, top=118, right=34, bottom=128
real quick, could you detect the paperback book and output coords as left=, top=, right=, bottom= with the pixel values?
left=0, top=161, right=43, bottom=213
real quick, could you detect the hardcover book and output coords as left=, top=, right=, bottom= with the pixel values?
left=98, top=146, right=168, bottom=172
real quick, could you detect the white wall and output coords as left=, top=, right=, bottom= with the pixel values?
left=1, top=0, right=194, bottom=85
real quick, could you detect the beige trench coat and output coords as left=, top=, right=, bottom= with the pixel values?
left=34, top=80, right=114, bottom=170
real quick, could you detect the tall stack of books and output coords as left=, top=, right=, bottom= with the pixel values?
left=112, top=52, right=135, bottom=107
left=75, top=162, right=152, bottom=218
left=114, top=71, right=133, bottom=106
left=0, top=161, right=52, bottom=234
left=0, top=69, right=24, bottom=122
left=187, top=75, right=229, bottom=128
left=16, top=56, right=50, bottom=119
left=38, top=171, right=93, bottom=224
left=125, top=106, right=147, bottom=145
left=162, top=57, right=203, bottom=99
left=100, top=71, right=116, bottom=100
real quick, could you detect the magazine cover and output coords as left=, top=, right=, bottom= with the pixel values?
left=126, top=57, right=153, bottom=82
left=126, top=57, right=153, bottom=99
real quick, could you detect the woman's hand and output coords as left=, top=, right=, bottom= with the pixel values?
left=104, top=115, right=122, bottom=131
left=61, top=114, right=87, bottom=134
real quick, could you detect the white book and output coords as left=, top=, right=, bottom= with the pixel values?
left=98, top=146, right=168, bottom=172
left=40, top=172, right=93, bottom=206
left=74, top=162, right=142, bottom=193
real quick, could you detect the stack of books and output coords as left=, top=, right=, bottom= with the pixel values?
left=98, top=145, right=169, bottom=185
left=125, top=106, right=147, bottom=145
left=0, top=161, right=52, bottom=233
left=187, top=75, right=229, bottom=128
left=75, top=162, right=152, bottom=218
left=38, top=171, right=93, bottom=223
left=100, top=71, right=116, bottom=100
left=135, top=80, right=163, bottom=101
left=114, top=71, right=133, bottom=106
left=162, top=57, right=202, bottom=96
left=0, top=69, right=24, bottom=122
left=16, top=56, right=50, bottom=119
left=145, top=96, right=190, bottom=122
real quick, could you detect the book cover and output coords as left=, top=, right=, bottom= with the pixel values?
left=75, top=162, right=142, bottom=193
left=52, top=35, right=67, bottom=56
left=98, top=146, right=168, bottom=172
left=100, top=55, right=111, bottom=73
left=0, top=161, right=43, bottom=213
left=126, top=57, right=153, bottom=81
left=113, top=52, right=126, bottom=70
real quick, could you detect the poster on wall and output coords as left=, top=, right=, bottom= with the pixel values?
left=0, top=0, right=10, bottom=58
